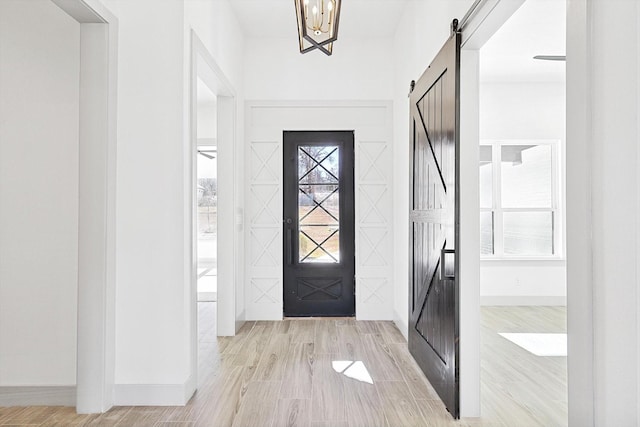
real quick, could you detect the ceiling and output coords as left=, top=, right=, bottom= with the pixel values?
left=480, top=0, right=566, bottom=83
left=229, top=0, right=409, bottom=39
left=228, top=0, right=565, bottom=83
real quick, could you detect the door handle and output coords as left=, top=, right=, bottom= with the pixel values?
left=440, top=248, right=455, bottom=281
left=287, top=228, right=294, bottom=265
left=284, top=217, right=294, bottom=265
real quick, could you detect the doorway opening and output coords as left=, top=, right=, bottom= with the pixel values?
left=189, top=30, right=239, bottom=394
left=194, top=72, right=219, bottom=384
left=192, top=49, right=220, bottom=390
left=477, top=0, right=567, bottom=424
left=282, top=131, right=355, bottom=317
left=194, top=80, right=218, bottom=380
left=196, top=81, right=218, bottom=303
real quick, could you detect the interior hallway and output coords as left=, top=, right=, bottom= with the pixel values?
left=0, top=305, right=566, bottom=426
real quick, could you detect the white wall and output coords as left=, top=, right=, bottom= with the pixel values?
left=587, top=1, right=639, bottom=424
left=101, top=0, right=189, bottom=393
left=197, top=101, right=217, bottom=139
left=480, top=82, right=565, bottom=140
left=185, top=1, right=245, bottom=93
left=244, top=102, right=394, bottom=321
left=244, top=4, right=472, bottom=325
left=479, top=81, right=567, bottom=304
left=392, top=0, right=473, bottom=335
left=244, top=37, right=394, bottom=100
left=96, top=0, right=245, bottom=405
left=480, top=260, right=566, bottom=305
left=566, top=0, right=640, bottom=424
left=243, top=37, right=395, bottom=320
left=0, top=0, right=80, bottom=386
left=184, top=2, right=246, bottom=334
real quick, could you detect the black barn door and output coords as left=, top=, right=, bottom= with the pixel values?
left=409, top=28, right=461, bottom=418
left=283, top=131, right=355, bottom=317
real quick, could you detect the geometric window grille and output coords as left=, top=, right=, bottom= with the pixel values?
left=298, top=145, right=340, bottom=263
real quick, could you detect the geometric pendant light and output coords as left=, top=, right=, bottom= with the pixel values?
left=295, top=0, right=342, bottom=56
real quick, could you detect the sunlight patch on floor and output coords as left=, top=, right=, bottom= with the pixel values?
left=332, top=360, right=374, bottom=384
left=499, top=332, right=567, bottom=356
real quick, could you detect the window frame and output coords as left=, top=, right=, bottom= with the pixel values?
left=480, top=139, right=563, bottom=260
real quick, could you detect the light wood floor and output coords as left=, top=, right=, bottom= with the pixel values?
left=480, top=306, right=567, bottom=427
left=0, top=305, right=566, bottom=426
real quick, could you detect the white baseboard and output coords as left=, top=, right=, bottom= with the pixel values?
left=245, top=313, right=282, bottom=321
left=355, top=312, right=394, bottom=321
left=235, top=311, right=246, bottom=335
left=0, top=386, right=76, bottom=406
left=183, top=373, right=196, bottom=404
left=393, top=310, right=409, bottom=341
left=113, top=374, right=195, bottom=406
left=480, top=295, right=567, bottom=306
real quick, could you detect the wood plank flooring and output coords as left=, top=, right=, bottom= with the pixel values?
left=480, top=306, right=567, bottom=427
left=0, top=305, right=566, bottom=426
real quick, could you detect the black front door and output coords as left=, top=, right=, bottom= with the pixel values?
left=283, top=131, right=355, bottom=317
left=409, top=28, right=461, bottom=418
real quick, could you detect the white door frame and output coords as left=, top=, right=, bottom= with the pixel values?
left=564, top=2, right=593, bottom=424
left=189, top=31, right=238, bottom=352
left=457, top=0, right=527, bottom=417
left=50, top=0, right=118, bottom=414
left=458, top=0, right=596, bottom=422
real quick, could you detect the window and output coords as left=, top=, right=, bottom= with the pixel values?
left=480, top=140, right=561, bottom=258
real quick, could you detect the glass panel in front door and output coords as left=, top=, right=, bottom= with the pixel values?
left=298, top=145, right=340, bottom=263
